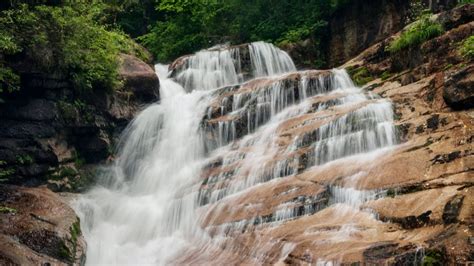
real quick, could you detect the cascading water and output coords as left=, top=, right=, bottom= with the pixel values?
left=74, top=42, right=398, bottom=265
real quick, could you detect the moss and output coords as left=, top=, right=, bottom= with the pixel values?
left=0, top=206, right=17, bottom=214
left=347, top=66, right=374, bottom=86
left=58, top=242, right=73, bottom=263
left=459, top=35, right=474, bottom=59
left=422, top=249, right=445, bottom=265
left=68, top=219, right=81, bottom=263
left=380, top=71, right=393, bottom=81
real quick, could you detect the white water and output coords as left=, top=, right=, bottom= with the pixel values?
left=74, top=42, right=398, bottom=265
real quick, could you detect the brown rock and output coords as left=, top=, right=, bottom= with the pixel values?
left=119, top=54, right=160, bottom=103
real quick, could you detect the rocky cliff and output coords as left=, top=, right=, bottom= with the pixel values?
left=326, top=0, right=411, bottom=67
left=0, top=54, right=159, bottom=191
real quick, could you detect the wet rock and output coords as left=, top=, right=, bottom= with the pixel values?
left=442, top=195, right=464, bottom=224
left=119, top=54, right=160, bottom=103
left=363, top=242, right=400, bottom=262
left=431, top=151, right=461, bottom=164
left=443, top=65, right=474, bottom=110
left=387, top=210, right=432, bottom=229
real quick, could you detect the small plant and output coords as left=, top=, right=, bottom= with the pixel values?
left=16, top=154, right=34, bottom=165
left=73, top=150, right=86, bottom=167
left=387, top=13, right=444, bottom=53
left=459, top=35, right=474, bottom=59
left=0, top=160, right=15, bottom=180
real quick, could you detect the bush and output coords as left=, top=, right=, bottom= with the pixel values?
left=0, top=3, right=146, bottom=95
left=387, top=13, right=444, bottom=53
left=460, top=35, right=474, bottom=59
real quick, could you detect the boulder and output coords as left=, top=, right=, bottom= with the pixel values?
left=119, top=54, right=160, bottom=103
left=443, top=64, right=474, bottom=110
left=0, top=185, right=86, bottom=265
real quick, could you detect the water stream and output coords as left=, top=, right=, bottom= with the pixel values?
left=74, top=42, right=397, bottom=265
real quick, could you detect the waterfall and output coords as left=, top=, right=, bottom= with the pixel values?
left=74, top=42, right=397, bottom=265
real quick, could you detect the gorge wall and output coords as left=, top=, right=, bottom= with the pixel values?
left=326, top=0, right=411, bottom=67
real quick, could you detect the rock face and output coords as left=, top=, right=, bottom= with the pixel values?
left=0, top=53, right=159, bottom=191
left=443, top=65, right=474, bottom=110
left=326, top=0, right=411, bottom=67
left=0, top=185, right=86, bottom=265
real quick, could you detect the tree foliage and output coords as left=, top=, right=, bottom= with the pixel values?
left=0, top=1, right=148, bottom=100
left=140, top=0, right=348, bottom=62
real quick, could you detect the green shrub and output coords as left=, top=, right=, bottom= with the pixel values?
left=387, top=13, right=444, bottom=53
left=460, top=35, right=474, bottom=59
left=0, top=32, right=21, bottom=102
left=0, top=3, right=145, bottom=95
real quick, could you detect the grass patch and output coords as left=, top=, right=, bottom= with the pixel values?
left=387, top=13, right=444, bottom=53
left=0, top=206, right=17, bottom=214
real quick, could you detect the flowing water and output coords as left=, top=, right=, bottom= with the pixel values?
left=74, top=42, right=397, bottom=265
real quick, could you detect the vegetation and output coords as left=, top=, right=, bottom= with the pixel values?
left=0, top=2, right=148, bottom=102
left=387, top=13, right=444, bottom=53
left=0, top=206, right=17, bottom=214
left=347, top=66, right=374, bottom=86
left=458, top=0, right=474, bottom=5
left=460, top=35, right=474, bottom=59
left=0, top=160, right=15, bottom=181
left=139, top=0, right=350, bottom=63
